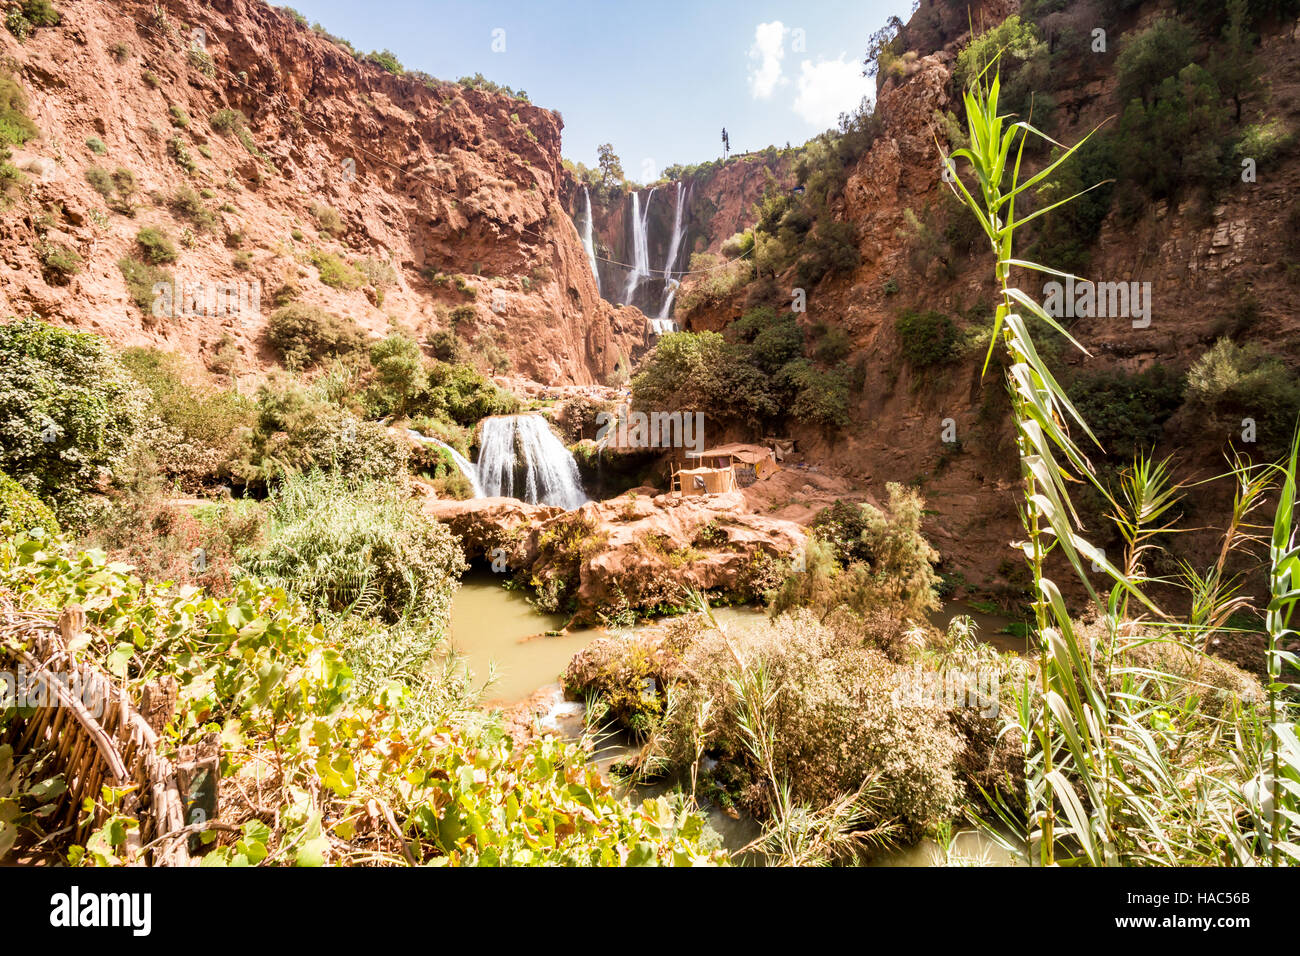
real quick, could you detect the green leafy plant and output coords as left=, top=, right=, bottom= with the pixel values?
left=0, top=318, right=145, bottom=521
left=265, top=304, right=367, bottom=367
left=135, top=226, right=178, bottom=264
left=118, top=257, right=172, bottom=314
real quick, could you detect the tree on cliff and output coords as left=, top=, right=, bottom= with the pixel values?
left=596, top=143, right=624, bottom=187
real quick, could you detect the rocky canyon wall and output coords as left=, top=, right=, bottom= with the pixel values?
left=1, top=0, right=645, bottom=384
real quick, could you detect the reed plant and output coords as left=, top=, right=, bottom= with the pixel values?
left=947, top=71, right=1298, bottom=865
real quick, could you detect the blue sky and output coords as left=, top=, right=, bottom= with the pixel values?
left=282, top=0, right=916, bottom=174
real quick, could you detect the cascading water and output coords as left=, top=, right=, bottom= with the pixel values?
left=406, top=429, right=485, bottom=497
left=621, top=187, right=656, bottom=305
left=580, top=187, right=600, bottom=295
left=650, top=183, right=691, bottom=335
left=648, top=181, right=689, bottom=335
left=476, top=415, right=588, bottom=510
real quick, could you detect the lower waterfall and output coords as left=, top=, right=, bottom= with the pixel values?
left=476, top=415, right=588, bottom=510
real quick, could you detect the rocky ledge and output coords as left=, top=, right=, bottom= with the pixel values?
left=425, top=490, right=806, bottom=623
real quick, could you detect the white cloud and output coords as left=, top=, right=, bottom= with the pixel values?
left=747, top=21, right=788, bottom=99
left=792, top=54, right=873, bottom=128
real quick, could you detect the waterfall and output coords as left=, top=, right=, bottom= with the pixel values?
left=647, top=182, right=688, bottom=333
left=476, top=415, right=588, bottom=510
left=621, top=187, right=656, bottom=305
left=658, top=182, right=688, bottom=313
left=580, top=187, right=600, bottom=295
left=406, top=429, right=484, bottom=497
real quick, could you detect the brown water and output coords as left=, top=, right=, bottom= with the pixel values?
left=447, top=576, right=1026, bottom=866
left=927, top=602, right=1032, bottom=656
left=448, top=571, right=584, bottom=704
left=449, top=574, right=1028, bottom=707
left=448, top=572, right=770, bottom=705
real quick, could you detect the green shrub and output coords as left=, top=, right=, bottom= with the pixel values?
left=265, top=303, right=367, bottom=367
left=426, top=328, right=468, bottom=363
left=354, top=255, right=397, bottom=290
left=0, top=318, right=146, bottom=520
left=1067, top=365, right=1184, bottom=460
left=209, top=108, right=246, bottom=134
left=795, top=219, right=860, bottom=287
left=167, top=136, right=197, bottom=174
left=187, top=47, right=215, bottom=78
left=0, top=469, right=56, bottom=535
left=895, top=309, right=958, bottom=367
left=169, top=185, right=218, bottom=232
left=1234, top=118, right=1293, bottom=165
left=1115, top=17, right=1197, bottom=108
left=1186, top=338, right=1300, bottom=458
left=631, top=330, right=778, bottom=431
left=86, top=166, right=137, bottom=214
left=240, top=470, right=465, bottom=622
left=37, top=241, right=81, bottom=284
left=168, top=104, right=190, bottom=128
left=119, top=347, right=253, bottom=487
left=85, top=136, right=107, bottom=155
left=658, top=610, right=962, bottom=835
left=563, top=630, right=684, bottom=735
left=142, top=70, right=160, bottom=89
left=108, top=42, right=130, bottom=62
left=309, top=203, right=343, bottom=235
left=674, top=253, right=752, bottom=313
left=118, top=257, right=172, bottom=313
left=21, top=0, right=60, bottom=27
left=771, top=483, right=942, bottom=621
left=366, top=49, right=404, bottom=74
left=241, top=382, right=408, bottom=487
left=809, top=498, right=875, bottom=565
left=421, top=359, right=519, bottom=425
left=729, top=307, right=803, bottom=373
left=1120, top=67, right=1231, bottom=202
left=954, top=16, right=1052, bottom=125
left=85, top=166, right=113, bottom=197
left=783, top=359, right=851, bottom=430
left=0, top=72, right=40, bottom=147
left=810, top=324, right=851, bottom=364
left=310, top=249, right=362, bottom=289
left=365, top=333, right=426, bottom=418
left=111, top=167, right=135, bottom=196
left=6, top=0, right=59, bottom=40
left=1113, top=20, right=1231, bottom=206
left=135, top=226, right=178, bottom=264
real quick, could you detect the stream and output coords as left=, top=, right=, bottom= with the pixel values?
left=446, top=572, right=1025, bottom=866
left=450, top=572, right=1028, bottom=704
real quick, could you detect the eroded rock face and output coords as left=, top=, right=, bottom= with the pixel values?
left=426, top=490, right=806, bottom=623
left=2, top=0, right=644, bottom=384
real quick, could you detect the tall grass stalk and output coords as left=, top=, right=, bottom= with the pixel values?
left=947, top=72, right=1297, bottom=865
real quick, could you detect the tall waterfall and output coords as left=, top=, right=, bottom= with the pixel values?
left=580, top=187, right=600, bottom=295
left=621, top=187, right=656, bottom=305
left=476, top=415, right=588, bottom=510
left=650, top=182, right=689, bottom=333
left=406, top=429, right=484, bottom=497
